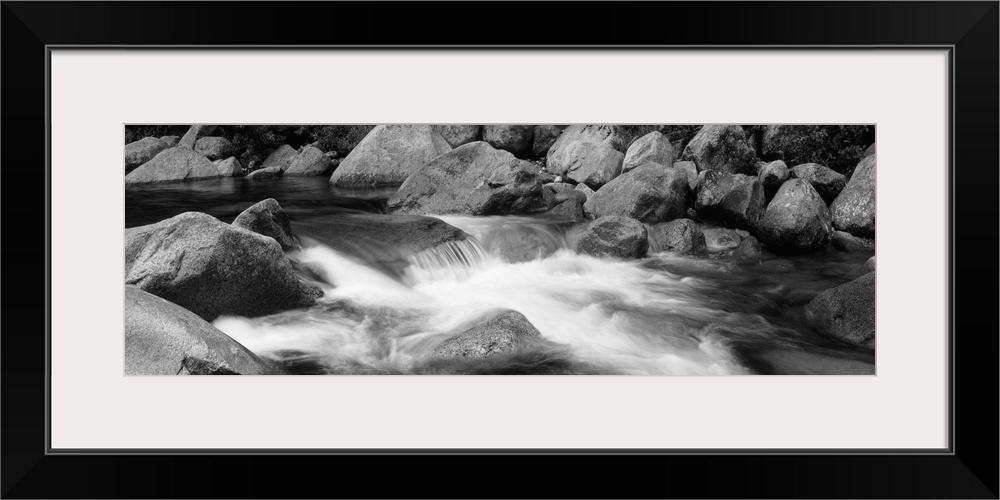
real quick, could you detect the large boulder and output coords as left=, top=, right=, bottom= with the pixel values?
left=125, top=285, right=272, bottom=375
left=756, top=179, right=834, bottom=252
left=862, top=143, right=876, bottom=159
left=431, top=309, right=541, bottom=359
left=694, top=170, right=765, bottom=230
left=648, top=219, right=706, bottom=255
left=544, top=198, right=585, bottom=222
left=245, top=166, right=283, bottom=180
left=435, top=125, right=481, bottom=148
left=761, top=125, right=873, bottom=174
left=214, top=157, right=242, bottom=177
left=284, top=146, right=333, bottom=176
left=194, top=136, right=234, bottom=161
left=387, top=141, right=543, bottom=216
left=124, top=148, right=221, bottom=186
left=532, top=125, right=566, bottom=157
left=559, top=141, right=625, bottom=189
left=805, top=272, right=876, bottom=348
left=125, top=212, right=322, bottom=321
left=622, top=131, right=676, bottom=173
left=680, top=125, right=756, bottom=174
left=583, top=163, right=688, bottom=224
left=232, top=198, right=295, bottom=251
left=790, top=163, right=847, bottom=204
left=260, top=144, right=298, bottom=172
left=863, top=256, right=876, bottom=272
left=125, top=137, right=169, bottom=172
left=292, top=213, right=469, bottom=279
left=758, top=159, right=790, bottom=200
left=830, top=155, right=876, bottom=238
left=177, top=125, right=216, bottom=150
left=482, top=125, right=534, bottom=156
left=546, top=125, right=618, bottom=175
left=574, top=215, right=648, bottom=259
left=329, top=125, right=452, bottom=186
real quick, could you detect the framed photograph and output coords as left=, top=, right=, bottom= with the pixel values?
left=3, top=1, right=996, bottom=498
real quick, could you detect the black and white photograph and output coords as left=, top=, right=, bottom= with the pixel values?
left=124, top=124, right=876, bottom=376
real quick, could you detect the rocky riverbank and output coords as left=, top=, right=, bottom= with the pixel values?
left=124, top=124, right=876, bottom=375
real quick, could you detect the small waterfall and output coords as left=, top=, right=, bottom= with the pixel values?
left=434, top=215, right=578, bottom=263
left=404, top=238, right=491, bottom=283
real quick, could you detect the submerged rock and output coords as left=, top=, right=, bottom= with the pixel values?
left=574, top=215, right=648, bottom=259
left=756, top=179, right=833, bottom=252
left=805, top=272, right=876, bottom=348
left=622, top=131, right=676, bottom=173
left=125, top=137, right=169, bottom=172
left=387, top=141, right=543, bottom=216
left=125, top=285, right=272, bottom=375
left=648, top=219, right=706, bottom=255
left=680, top=125, right=757, bottom=174
left=125, top=148, right=221, bottom=186
left=232, top=198, right=296, bottom=250
left=583, top=163, right=688, bottom=224
left=329, top=125, right=452, bottom=186
left=830, top=155, right=876, bottom=238
left=125, top=212, right=322, bottom=321
left=292, top=213, right=470, bottom=278
left=694, top=170, right=765, bottom=230
left=245, top=166, right=283, bottom=180
left=431, top=309, right=541, bottom=359
left=831, top=230, right=875, bottom=253
left=790, top=162, right=847, bottom=204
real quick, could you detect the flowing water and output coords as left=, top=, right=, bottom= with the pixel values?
left=127, top=177, right=876, bottom=375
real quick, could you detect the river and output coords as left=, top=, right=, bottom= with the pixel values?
left=126, top=177, right=876, bottom=375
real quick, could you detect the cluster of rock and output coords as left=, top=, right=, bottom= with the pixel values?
left=124, top=199, right=323, bottom=374
left=124, top=125, right=340, bottom=186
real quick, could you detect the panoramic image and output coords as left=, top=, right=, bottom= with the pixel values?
left=124, top=124, right=876, bottom=375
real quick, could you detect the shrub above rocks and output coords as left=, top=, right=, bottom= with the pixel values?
left=125, top=212, right=322, bottom=321
left=329, top=125, right=452, bottom=187
left=387, top=141, right=543, bottom=216
left=583, top=163, right=688, bottom=224
left=761, top=125, right=874, bottom=175
left=574, top=215, right=648, bottom=259
left=125, top=285, right=272, bottom=375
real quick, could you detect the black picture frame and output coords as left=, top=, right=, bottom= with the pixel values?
left=2, top=1, right=997, bottom=498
